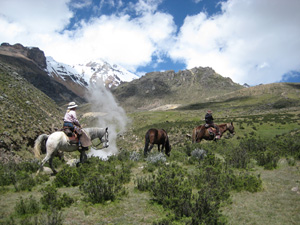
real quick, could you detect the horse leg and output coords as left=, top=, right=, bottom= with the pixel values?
left=36, top=153, right=52, bottom=175
left=49, top=156, right=57, bottom=175
left=158, top=144, right=161, bottom=153
left=80, top=150, right=87, bottom=163
left=148, top=144, right=154, bottom=153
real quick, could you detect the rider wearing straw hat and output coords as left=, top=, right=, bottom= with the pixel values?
left=63, top=102, right=92, bottom=150
left=204, top=110, right=221, bottom=139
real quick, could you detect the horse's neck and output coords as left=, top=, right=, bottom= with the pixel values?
left=85, top=128, right=104, bottom=139
left=218, top=124, right=228, bottom=133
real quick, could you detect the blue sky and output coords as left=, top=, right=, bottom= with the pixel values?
left=0, top=0, right=300, bottom=85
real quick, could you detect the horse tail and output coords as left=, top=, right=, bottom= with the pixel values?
left=192, top=127, right=197, bottom=143
left=34, top=134, right=49, bottom=159
left=144, top=131, right=150, bottom=156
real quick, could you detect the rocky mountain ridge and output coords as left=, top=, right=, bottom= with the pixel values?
left=112, top=67, right=244, bottom=111
left=0, top=43, right=85, bottom=105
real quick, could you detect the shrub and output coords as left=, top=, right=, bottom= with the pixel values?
left=225, top=147, right=250, bottom=169
left=256, top=150, right=279, bottom=170
left=13, top=171, right=36, bottom=192
left=40, top=185, right=74, bottom=210
left=14, top=195, right=40, bottom=215
left=17, top=160, right=40, bottom=173
left=129, top=151, right=141, bottom=161
left=0, top=167, right=15, bottom=186
left=150, top=163, right=193, bottom=218
left=80, top=172, right=127, bottom=204
left=35, top=173, right=50, bottom=185
left=53, top=165, right=80, bottom=187
left=146, top=153, right=166, bottom=165
left=38, top=208, right=64, bottom=225
left=189, top=149, right=207, bottom=164
left=134, top=175, right=154, bottom=192
left=191, top=189, right=226, bottom=225
left=233, top=172, right=262, bottom=193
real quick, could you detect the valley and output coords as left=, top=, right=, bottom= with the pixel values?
left=0, top=42, right=299, bottom=224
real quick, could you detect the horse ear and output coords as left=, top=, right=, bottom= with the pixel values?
left=106, top=127, right=108, bottom=131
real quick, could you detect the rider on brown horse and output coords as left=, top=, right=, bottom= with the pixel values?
left=204, top=110, right=221, bottom=139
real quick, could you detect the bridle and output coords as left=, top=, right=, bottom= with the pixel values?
left=91, top=129, right=109, bottom=150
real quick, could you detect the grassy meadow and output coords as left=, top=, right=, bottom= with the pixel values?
left=1, top=99, right=300, bottom=224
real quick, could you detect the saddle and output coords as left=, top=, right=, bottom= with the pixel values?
left=62, top=126, right=79, bottom=145
left=207, top=127, right=216, bottom=137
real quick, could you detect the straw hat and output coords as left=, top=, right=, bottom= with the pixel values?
left=68, top=102, right=78, bottom=109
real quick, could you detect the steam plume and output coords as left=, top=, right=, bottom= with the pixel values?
left=86, top=80, right=128, bottom=159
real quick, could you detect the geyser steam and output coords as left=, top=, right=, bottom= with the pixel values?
left=86, top=81, right=128, bottom=159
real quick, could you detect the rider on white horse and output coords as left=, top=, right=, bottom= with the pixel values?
left=63, top=102, right=91, bottom=150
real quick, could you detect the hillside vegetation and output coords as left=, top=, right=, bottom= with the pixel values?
left=0, top=64, right=63, bottom=162
left=0, top=104, right=299, bottom=224
left=0, top=50, right=300, bottom=224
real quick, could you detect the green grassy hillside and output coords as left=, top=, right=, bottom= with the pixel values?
left=0, top=54, right=299, bottom=224
left=1, top=88, right=299, bottom=224
left=0, top=66, right=64, bottom=161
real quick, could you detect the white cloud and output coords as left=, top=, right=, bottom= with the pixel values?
left=170, top=0, right=300, bottom=85
left=0, top=0, right=299, bottom=85
left=0, top=0, right=175, bottom=73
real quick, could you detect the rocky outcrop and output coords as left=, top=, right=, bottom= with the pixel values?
left=0, top=43, right=86, bottom=105
left=0, top=43, right=47, bottom=69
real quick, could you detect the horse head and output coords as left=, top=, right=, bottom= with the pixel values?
left=165, top=144, right=171, bottom=157
left=100, top=127, right=109, bottom=148
left=227, top=122, right=235, bottom=135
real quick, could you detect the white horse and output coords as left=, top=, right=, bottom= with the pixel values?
left=34, top=127, right=109, bottom=175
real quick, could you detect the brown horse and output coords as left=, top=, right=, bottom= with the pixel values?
left=144, top=128, right=171, bottom=156
left=192, top=122, right=235, bottom=143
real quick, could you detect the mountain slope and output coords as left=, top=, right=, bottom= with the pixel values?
left=179, top=82, right=300, bottom=115
left=112, top=67, right=244, bottom=111
left=46, top=57, right=139, bottom=90
left=0, top=63, right=64, bottom=162
left=0, top=43, right=86, bottom=105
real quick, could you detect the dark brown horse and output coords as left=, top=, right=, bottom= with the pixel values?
left=144, top=128, right=171, bottom=156
left=192, top=122, right=235, bottom=143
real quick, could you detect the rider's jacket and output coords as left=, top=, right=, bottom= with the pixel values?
left=64, top=110, right=80, bottom=127
left=205, top=113, right=214, bottom=124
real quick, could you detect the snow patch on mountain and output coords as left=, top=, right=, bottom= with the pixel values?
left=46, top=57, right=138, bottom=88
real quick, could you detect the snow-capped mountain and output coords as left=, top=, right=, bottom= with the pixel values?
left=46, top=57, right=139, bottom=89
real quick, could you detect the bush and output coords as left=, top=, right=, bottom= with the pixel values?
left=225, top=147, right=250, bottom=169
left=146, top=153, right=166, bottom=165
left=14, top=196, right=40, bottom=215
left=80, top=172, right=127, bottom=204
left=0, top=167, right=15, bottom=186
left=40, top=185, right=74, bottom=210
left=13, top=171, right=36, bottom=192
left=38, top=208, right=64, bottom=225
left=256, top=150, right=279, bottom=170
left=53, top=165, right=80, bottom=187
left=150, top=163, right=193, bottom=218
left=134, top=175, right=154, bottom=192
left=233, top=172, right=262, bottom=193
left=129, top=151, right=141, bottom=161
